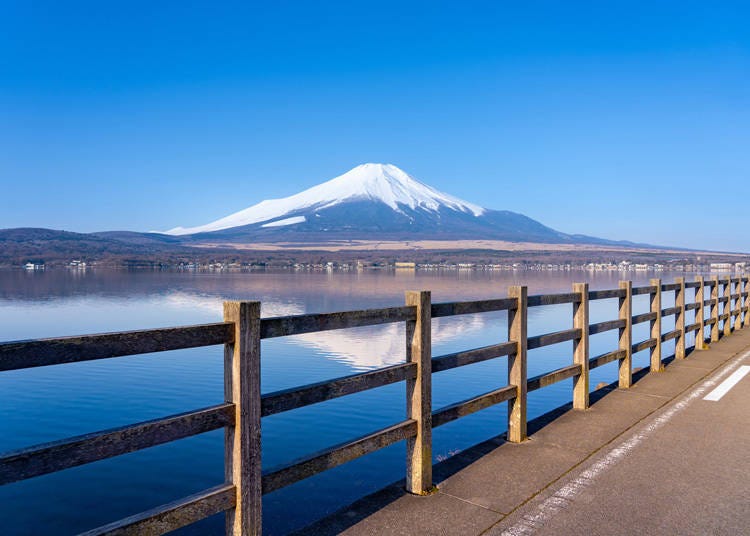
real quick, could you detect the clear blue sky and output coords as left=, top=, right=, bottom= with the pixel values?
left=2, top=1, right=748, bottom=251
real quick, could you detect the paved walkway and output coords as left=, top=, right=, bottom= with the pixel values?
left=294, top=326, right=750, bottom=536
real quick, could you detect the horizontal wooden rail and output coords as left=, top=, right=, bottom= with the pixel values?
left=432, top=385, right=517, bottom=428
left=632, top=338, right=657, bottom=353
left=432, top=341, right=516, bottom=373
left=589, top=289, right=626, bottom=300
left=0, top=404, right=234, bottom=486
left=589, top=319, right=625, bottom=335
left=527, top=293, right=579, bottom=307
left=706, top=318, right=718, bottom=325
left=589, top=349, right=626, bottom=369
left=632, top=311, right=657, bottom=325
left=685, top=302, right=701, bottom=311
left=79, top=484, right=235, bottom=536
left=661, top=306, right=679, bottom=316
left=632, top=285, right=657, bottom=295
left=527, top=364, right=581, bottom=392
left=661, top=329, right=679, bottom=342
left=261, top=363, right=416, bottom=417
left=262, top=420, right=417, bottom=494
left=527, top=328, right=581, bottom=350
left=718, top=296, right=729, bottom=304
left=662, top=283, right=680, bottom=291
left=684, top=281, right=701, bottom=289
left=431, top=298, right=515, bottom=317
left=719, top=313, right=730, bottom=321
left=704, top=299, right=717, bottom=306
left=685, top=322, right=701, bottom=332
left=0, top=323, right=234, bottom=372
left=260, top=306, right=415, bottom=339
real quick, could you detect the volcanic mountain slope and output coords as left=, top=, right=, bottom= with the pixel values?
left=164, top=163, right=628, bottom=245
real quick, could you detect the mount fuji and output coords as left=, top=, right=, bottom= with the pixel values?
left=161, top=163, right=619, bottom=245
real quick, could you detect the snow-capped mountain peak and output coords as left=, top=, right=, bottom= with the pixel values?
left=164, top=163, right=485, bottom=235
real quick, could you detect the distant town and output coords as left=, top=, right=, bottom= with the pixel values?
left=19, top=258, right=750, bottom=274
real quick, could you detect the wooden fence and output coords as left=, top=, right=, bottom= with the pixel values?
left=1, top=275, right=749, bottom=535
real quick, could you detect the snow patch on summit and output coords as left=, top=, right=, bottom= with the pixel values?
left=163, top=163, right=485, bottom=235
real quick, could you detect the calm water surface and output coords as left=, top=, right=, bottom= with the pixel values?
left=0, top=269, right=691, bottom=535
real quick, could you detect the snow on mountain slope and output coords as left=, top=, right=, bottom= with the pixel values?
left=164, top=163, right=484, bottom=235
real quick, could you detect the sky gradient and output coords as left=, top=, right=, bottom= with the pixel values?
left=2, top=1, right=748, bottom=251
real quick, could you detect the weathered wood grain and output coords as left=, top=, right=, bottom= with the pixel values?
left=588, top=319, right=625, bottom=336
left=527, top=292, right=579, bottom=307
left=261, top=363, right=416, bottom=417
left=632, top=338, right=657, bottom=353
left=431, top=341, right=516, bottom=373
left=588, top=289, right=626, bottom=300
left=405, top=290, right=432, bottom=494
left=632, top=285, right=658, bottom=296
left=527, top=364, right=582, bottom=392
left=632, top=311, right=657, bottom=325
left=262, top=420, right=417, bottom=494
left=507, top=286, right=527, bottom=442
left=723, top=278, right=732, bottom=337
left=675, top=278, right=686, bottom=359
left=259, top=306, right=415, bottom=339
left=685, top=322, right=701, bottom=332
left=685, top=302, right=701, bottom=311
left=711, top=276, right=720, bottom=342
left=79, top=484, right=235, bottom=536
left=589, top=349, right=626, bottom=369
left=224, top=301, right=262, bottom=536
left=0, top=404, right=234, bottom=486
left=527, top=328, right=581, bottom=350
left=432, top=385, right=517, bottom=429
left=661, top=329, right=679, bottom=342
left=431, top=298, right=515, bottom=317
left=0, top=323, right=234, bottom=372
left=619, top=281, right=633, bottom=387
left=650, top=278, right=662, bottom=372
left=572, top=283, right=589, bottom=410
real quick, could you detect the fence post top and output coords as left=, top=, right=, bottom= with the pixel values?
left=508, top=285, right=527, bottom=297
left=619, top=280, right=632, bottom=289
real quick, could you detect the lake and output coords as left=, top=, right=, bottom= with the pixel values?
left=0, top=268, right=689, bottom=535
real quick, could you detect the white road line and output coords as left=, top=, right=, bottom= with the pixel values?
left=496, top=349, right=750, bottom=536
left=703, top=365, right=750, bottom=401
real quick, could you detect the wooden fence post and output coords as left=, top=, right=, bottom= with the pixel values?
left=723, top=277, right=732, bottom=337
left=711, top=276, right=720, bottom=342
left=618, top=281, right=632, bottom=388
left=695, top=276, right=706, bottom=350
left=744, top=276, right=750, bottom=328
left=572, top=283, right=589, bottom=408
left=224, top=301, right=262, bottom=536
left=650, top=279, right=662, bottom=372
left=735, top=277, right=741, bottom=329
left=675, top=277, right=686, bottom=359
left=508, top=286, right=528, bottom=441
left=405, top=291, right=432, bottom=494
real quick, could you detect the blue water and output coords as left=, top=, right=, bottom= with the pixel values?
left=0, top=269, right=695, bottom=534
